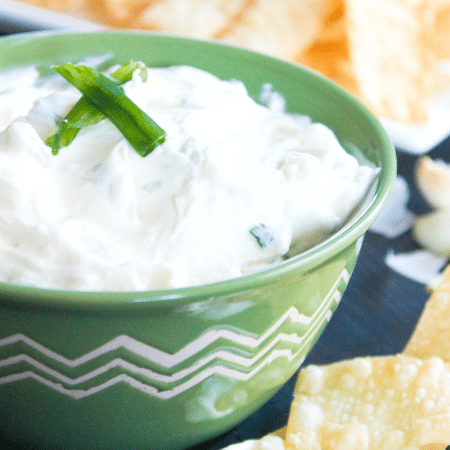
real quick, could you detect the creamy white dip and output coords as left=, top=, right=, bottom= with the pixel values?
left=0, top=64, right=377, bottom=291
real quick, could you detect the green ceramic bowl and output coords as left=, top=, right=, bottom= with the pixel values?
left=0, top=31, right=396, bottom=450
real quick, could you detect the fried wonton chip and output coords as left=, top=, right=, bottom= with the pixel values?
left=416, top=156, right=450, bottom=210
left=96, top=0, right=152, bottom=24
left=404, top=265, right=450, bottom=361
left=222, top=434, right=285, bottom=450
left=344, top=0, right=450, bottom=123
left=16, top=0, right=89, bottom=18
left=216, top=0, right=330, bottom=60
left=297, top=0, right=450, bottom=123
left=135, top=0, right=246, bottom=38
left=296, top=0, right=356, bottom=94
left=412, top=158, right=450, bottom=257
left=285, top=354, right=450, bottom=449
left=16, top=0, right=85, bottom=10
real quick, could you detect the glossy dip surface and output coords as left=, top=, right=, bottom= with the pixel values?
left=0, top=63, right=377, bottom=291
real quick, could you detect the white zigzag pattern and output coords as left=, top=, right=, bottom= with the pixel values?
left=0, top=269, right=349, bottom=399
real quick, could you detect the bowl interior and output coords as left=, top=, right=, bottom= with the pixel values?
left=0, top=30, right=396, bottom=306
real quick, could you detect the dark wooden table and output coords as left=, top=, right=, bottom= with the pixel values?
left=0, top=25, right=448, bottom=450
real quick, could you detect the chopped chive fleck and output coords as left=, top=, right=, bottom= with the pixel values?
left=250, top=223, right=275, bottom=249
left=143, top=181, right=162, bottom=193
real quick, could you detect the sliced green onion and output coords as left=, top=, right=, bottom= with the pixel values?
left=250, top=224, right=275, bottom=249
left=46, top=61, right=164, bottom=157
left=45, top=96, right=105, bottom=154
left=46, top=61, right=146, bottom=155
left=110, top=60, right=148, bottom=84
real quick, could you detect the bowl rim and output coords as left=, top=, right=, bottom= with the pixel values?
left=0, top=30, right=397, bottom=310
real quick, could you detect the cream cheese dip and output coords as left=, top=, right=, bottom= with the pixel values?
left=0, top=64, right=377, bottom=291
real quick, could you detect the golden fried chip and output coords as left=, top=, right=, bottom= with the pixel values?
left=135, top=0, right=246, bottom=38
left=344, top=0, right=450, bottom=123
left=416, top=156, right=450, bottom=210
left=100, top=0, right=150, bottom=23
left=16, top=0, right=85, bottom=9
left=216, top=0, right=329, bottom=60
left=296, top=1, right=356, bottom=95
left=404, top=265, right=450, bottom=361
left=297, top=0, right=450, bottom=123
left=436, top=0, right=450, bottom=61
left=222, top=434, right=285, bottom=449
left=16, top=0, right=88, bottom=16
left=285, top=355, right=450, bottom=449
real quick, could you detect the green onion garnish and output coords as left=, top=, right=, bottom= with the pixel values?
left=110, top=60, right=148, bottom=84
left=250, top=224, right=275, bottom=249
left=46, top=61, right=146, bottom=155
left=45, top=96, right=105, bottom=154
left=45, top=61, right=165, bottom=157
